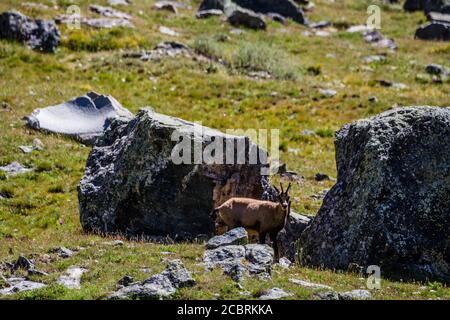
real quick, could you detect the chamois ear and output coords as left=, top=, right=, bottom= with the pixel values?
left=286, top=183, right=291, bottom=194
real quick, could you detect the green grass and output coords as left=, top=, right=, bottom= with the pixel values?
left=0, top=0, right=449, bottom=299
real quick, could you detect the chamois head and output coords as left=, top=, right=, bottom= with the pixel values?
left=274, top=182, right=291, bottom=210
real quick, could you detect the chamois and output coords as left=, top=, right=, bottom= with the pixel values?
left=210, top=183, right=291, bottom=259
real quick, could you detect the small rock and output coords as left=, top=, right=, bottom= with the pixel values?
left=14, top=256, right=34, bottom=271
left=118, top=275, right=134, bottom=286
left=196, top=9, right=223, bottom=19
left=338, top=289, right=371, bottom=300
left=89, top=5, right=132, bottom=20
left=425, top=63, right=449, bottom=76
left=57, top=266, right=87, bottom=289
left=51, top=247, right=74, bottom=258
left=318, top=89, right=337, bottom=98
left=415, top=22, right=450, bottom=41
left=315, top=173, right=330, bottom=181
left=226, top=7, right=266, bottom=30
left=259, top=287, right=292, bottom=300
left=108, top=0, right=131, bottom=5
left=362, top=55, right=386, bottom=63
left=289, top=278, right=333, bottom=290
left=278, top=257, right=292, bottom=268
left=368, top=96, right=378, bottom=103
left=0, top=162, right=32, bottom=176
left=346, top=25, right=372, bottom=33
left=160, top=259, right=196, bottom=288
left=153, top=1, right=178, bottom=14
left=314, top=291, right=340, bottom=300
left=0, top=277, right=46, bottom=295
left=206, top=227, right=248, bottom=249
left=159, top=26, right=180, bottom=37
left=27, top=268, right=48, bottom=276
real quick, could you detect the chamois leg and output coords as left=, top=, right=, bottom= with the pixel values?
left=269, top=231, right=279, bottom=262
left=259, top=232, right=267, bottom=244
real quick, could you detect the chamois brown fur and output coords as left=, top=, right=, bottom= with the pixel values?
left=211, top=183, right=291, bottom=259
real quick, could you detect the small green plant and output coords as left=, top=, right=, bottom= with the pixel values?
left=191, top=36, right=220, bottom=59
left=232, top=42, right=298, bottom=80
left=48, top=184, right=65, bottom=194
left=35, top=160, right=53, bottom=173
left=315, top=128, right=335, bottom=138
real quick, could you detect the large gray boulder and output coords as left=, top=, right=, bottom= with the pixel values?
left=299, top=107, right=450, bottom=283
left=198, top=0, right=306, bottom=24
left=25, top=92, right=133, bottom=145
left=276, top=211, right=311, bottom=262
left=0, top=11, right=60, bottom=53
left=78, top=109, right=267, bottom=240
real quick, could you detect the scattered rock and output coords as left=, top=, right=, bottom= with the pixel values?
left=245, top=244, right=273, bottom=272
left=278, top=257, right=292, bottom=268
left=158, top=25, right=180, bottom=36
left=27, top=268, right=48, bottom=276
left=259, top=287, right=292, bottom=300
left=153, top=1, right=178, bottom=14
left=415, top=22, right=450, bottom=41
left=339, top=289, right=372, bottom=300
left=289, top=278, right=333, bottom=290
left=22, top=2, right=51, bottom=10
left=226, top=7, right=267, bottom=30
left=204, top=245, right=246, bottom=268
left=362, top=55, right=386, bottom=63
left=206, top=227, right=248, bottom=249
left=118, top=275, right=134, bottom=286
left=89, top=5, right=132, bottom=20
left=196, top=9, right=224, bottom=18
left=277, top=212, right=311, bottom=261
left=346, top=25, right=372, bottom=33
left=377, top=79, right=408, bottom=89
left=14, top=256, right=34, bottom=270
left=108, top=0, right=131, bottom=6
left=0, top=277, right=46, bottom=295
left=315, top=173, right=330, bottom=181
left=124, top=41, right=191, bottom=61
left=19, top=138, right=44, bottom=154
left=299, top=107, right=450, bottom=283
left=109, top=260, right=195, bottom=299
left=25, top=91, right=133, bottom=145
left=425, top=63, right=449, bottom=76
left=363, top=30, right=397, bottom=50
left=368, top=96, right=378, bottom=103
left=314, top=291, right=340, bottom=300
left=0, top=11, right=60, bottom=53
left=160, top=259, right=196, bottom=288
left=427, top=11, right=450, bottom=23
left=55, top=15, right=133, bottom=29
left=51, top=247, right=74, bottom=258
left=0, top=162, right=32, bottom=176
left=318, top=89, right=337, bottom=98
left=57, top=266, right=87, bottom=289
left=78, top=109, right=267, bottom=239
left=310, top=20, right=331, bottom=29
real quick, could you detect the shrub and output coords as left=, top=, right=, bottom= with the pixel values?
left=191, top=36, right=220, bottom=59
left=232, top=42, right=298, bottom=80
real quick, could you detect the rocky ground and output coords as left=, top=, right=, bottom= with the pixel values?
left=0, top=0, right=449, bottom=299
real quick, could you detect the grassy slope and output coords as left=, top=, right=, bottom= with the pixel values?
left=0, top=0, right=449, bottom=299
